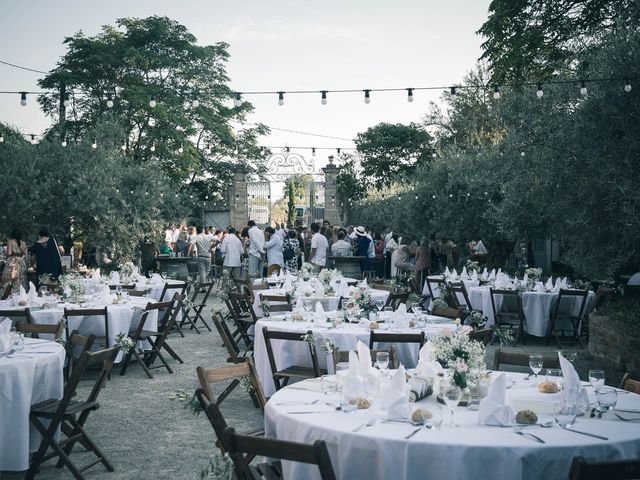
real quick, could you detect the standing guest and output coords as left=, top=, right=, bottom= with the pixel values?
left=264, top=227, right=284, bottom=276
left=394, top=238, right=416, bottom=278
left=414, top=236, right=432, bottom=289
left=373, top=233, right=385, bottom=278
left=323, top=227, right=335, bottom=261
left=220, top=227, right=243, bottom=278
left=174, top=231, right=190, bottom=257
left=139, top=237, right=159, bottom=276
left=247, top=220, right=265, bottom=277
left=331, top=230, right=353, bottom=257
left=365, top=226, right=375, bottom=264
left=282, top=229, right=301, bottom=273
left=387, top=234, right=400, bottom=278
left=347, top=225, right=356, bottom=240
left=1, top=228, right=28, bottom=292
left=172, top=224, right=181, bottom=244
left=323, top=220, right=331, bottom=229
left=191, top=226, right=215, bottom=283
left=309, top=223, right=328, bottom=273
left=164, top=224, right=175, bottom=250
left=444, top=239, right=457, bottom=268
left=31, top=228, right=63, bottom=285
left=354, top=226, right=372, bottom=273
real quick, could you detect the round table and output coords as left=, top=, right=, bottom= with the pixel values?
left=253, top=315, right=456, bottom=397
left=0, top=338, right=66, bottom=471
left=265, top=376, right=640, bottom=480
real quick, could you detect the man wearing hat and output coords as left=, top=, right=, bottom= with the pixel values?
left=354, top=226, right=371, bottom=273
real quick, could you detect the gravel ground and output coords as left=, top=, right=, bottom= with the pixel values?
left=2, top=298, right=621, bottom=480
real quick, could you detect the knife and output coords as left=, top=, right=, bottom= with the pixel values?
left=561, top=427, right=608, bottom=440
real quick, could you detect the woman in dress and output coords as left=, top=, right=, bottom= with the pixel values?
left=414, top=236, right=432, bottom=290
left=31, top=228, right=63, bottom=285
left=282, top=229, right=301, bottom=273
left=1, top=228, right=28, bottom=293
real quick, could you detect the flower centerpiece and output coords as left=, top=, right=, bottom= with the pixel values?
left=300, top=262, right=314, bottom=281
left=469, top=310, right=487, bottom=329
left=429, top=332, right=486, bottom=390
left=119, top=261, right=138, bottom=282
left=59, top=273, right=84, bottom=302
left=465, top=259, right=480, bottom=274
left=350, top=285, right=374, bottom=315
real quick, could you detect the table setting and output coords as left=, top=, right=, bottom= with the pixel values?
left=79, top=266, right=180, bottom=301
left=264, top=343, right=640, bottom=480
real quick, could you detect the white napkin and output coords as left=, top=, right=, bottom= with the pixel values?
left=451, top=270, right=458, bottom=281
left=360, top=277, right=368, bottom=289
left=28, top=282, right=38, bottom=302
left=150, top=273, right=163, bottom=285
left=478, top=373, right=514, bottom=426
left=294, top=295, right=304, bottom=311
left=475, top=240, right=487, bottom=255
left=561, top=277, right=568, bottom=289
left=315, top=283, right=325, bottom=297
left=481, top=268, right=488, bottom=278
left=489, top=269, right=496, bottom=280
left=545, top=277, right=554, bottom=291
left=445, top=267, right=451, bottom=277
left=461, top=267, right=469, bottom=279
left=109, top=271, right=120, bottom=285
left=129, top=271, right=142, bottom=283
left=471, top=271, right=478, bottom=282
left=382, top=366, right=411, bottom=420
left=558, top=353, right=589, bottom=411
left=394, top=304, right=411, bottom=328
left=98, top=284, right=112, bottom=304
left=282, top=278, right=292, bottom=291
left=497, top=268, right=502, bottom=276
left=535, top=282, right=546, bottom=293
left=523, top=274, right=529, bottom=284
left=91, top=268, right=101, bottom=282
left=415, top=341, right=444, bottom=378
left=313, top=302, right=326, bottom=325
left=18, top=285, right=28, bottom=303
left=356, top=340, right=372, bottom=378
left=0, top=318, right=11, bottom=352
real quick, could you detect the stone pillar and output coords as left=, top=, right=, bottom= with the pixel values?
left=323, top=156, right=340, bottom=226
left=229, top=166, right=249, bottom=229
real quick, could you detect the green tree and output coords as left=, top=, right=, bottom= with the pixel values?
left=287, top=182, right=296, bottom=227
left=38, top=15, right=268, bottom=195
left=354, top=122, right=434, bottom=188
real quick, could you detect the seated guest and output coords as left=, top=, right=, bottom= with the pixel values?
left=331, top=230, right=353, bottom=257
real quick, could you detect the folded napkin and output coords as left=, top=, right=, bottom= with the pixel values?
left=394, top=304, right=411, bottom=328
left=558, top=353, right=589, bottom=412
left=478, top=373, right=514, bottom=426
left=475, top=240, right=487, bottom=255
left=545, top=277, right=554, bottom=291
left=294, top=295, right=304, bottom=312
left=535, top=282, right=546, bottom=293
left=461, top=267, right=469, bottom=279
left=313, top=302, right=326, bottom=325
left=282, top=278, right=292, bottom=291
left=553, top=277, right=562, bottom=292
left=481, top=268, right=488, bottom=278
left=489, top=269, right=496, bottom=281
left=415, top=341, right=444, bottom=378
left=0, top=318, right=11, bottom=352
left=109, top=271, right=120, bottom=286
left=18, top=285, right=28, bottom=303
left=28, top=281, right=39, bottom=302
left=150, top=273, right=163, bottom=285
left=129, top=271, right=143, bottom=283
left=97, top=284, right=112, bottom=305
left=445, top=267, right=451, bottom=277
left=561, top=277, right=568, bottom=289
left=471, top=271, right=478, bottom=282
left=356, top=340, right=373, bottom=378
left=382, top=366, right=411, bottom=420
left=523, top=274, right=529, bottom=284
left=360, top=277, right=368, bottom=289
left=497, top=268, right=502, bottom=276
left=91, top=268, right=101, bottom=282
left=450, top=270, right=459, bottom=281
left=315, top=283, right=325, bottom=297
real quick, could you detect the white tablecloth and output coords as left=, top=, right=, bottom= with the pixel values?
left=83, top=278, right=181, bottom=301
left=254, top=316, right=456, bottom=397
left=265, top=376, right=640, bottom=480
left=0, top=338, right=66, bottom=471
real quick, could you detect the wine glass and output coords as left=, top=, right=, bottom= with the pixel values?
left=160, top=271, right=167, bottom=280
left=376, top=351, right=389, bottom=377
left=115, top=285, right=123, bottom=297
left=375, top=299, right=384, bottom=312
left=443, top=384, right=462, bottom=427
left=528, top=355, right=543, bottom=385
left=588, top=369, right=605, bottom=390
left=596, top=387, right=617, bottom=415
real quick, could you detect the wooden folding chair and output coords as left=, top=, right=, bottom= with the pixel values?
left=212, top=312, right=249, bottom=364
left=469, top=327, right=494, bottom=346
left=63, top=307, right=110, bottom=348
left=16, top=319, right=65, bottom=341
left=262, top=327, right=326, bottom=391
left=492, top=348, right=560, bottom=371
left=369, top=331, right=426, bottom=350
left=26, top=347, right=119, bottom=480
left=0, top=307, right=35, bottom=325
left=223, top=426, right=337, bottom=480
left=259, top=293, right=293, bottom=315
left=449, top=282, right=473, bottom=321
left=384, top=291, right=410, bottom=310
left=619, top=371, right=640, bottom=394
left=180, top=281, right=214, bottom=333
left=333, top=345, right=398, bottom=370
left=490, top=288, right=526, bottom=345
left=64, top=331, right=97, bottom=383
left=569, top=456, right=640, bottom=480
left=158, top=281, right=188, bottom=337
left=592, top=286, right=614, bottom=311
left=425, top=275, right=444, bottom=301
left=1, top=284, right=12, bottom=300
left=546, top=289, right=589, bottom=348
left=227, top=291, right=259, bottom=350
left=197, top=358, right=266, bottom=409
left=431, top=306, right=462, bottom=319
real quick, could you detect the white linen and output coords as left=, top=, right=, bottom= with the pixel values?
left=28, top=282, right=38, bottom=302
left=356, top=340, right=373, bottom=378
left=478, top=373, right=514, bottom=426
left=109, top=271, right=120, bottom=285
left=558, top=353, right=589, bottom=410
left=0, top=339, right=65, bottom=471
left=415, top=340, right=443, bottom=378
left=0, top=318, right=11, bottom=352
left=382, top=366, right=411, bottom=420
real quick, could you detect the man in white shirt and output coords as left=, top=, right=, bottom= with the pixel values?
left=331, top=230, right=353, bottom=257
left=164, top=224, right=175, bottom=250
left=220, top=227, right=243, bottom=278
left=347, top=225, right=356, bottom=240
left=365, top=225, right=375, bottom=260
left=264, top=227, right=284, bottom=276
left=191, top=226, right=215, bottom=283
left=309, top=222, right=328, bottom=273
left=247, top=220, right=265, bottom=278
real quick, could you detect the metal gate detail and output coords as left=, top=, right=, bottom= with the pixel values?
left=247, top=181, right=271, bottom=226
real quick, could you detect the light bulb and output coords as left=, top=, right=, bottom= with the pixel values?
left=278, top=92, right=284, bottom=106
left=580, top=81, right=587, bottom=96
left=121, top=142, right=126, bottom=151
left=493, top=85, right=500, bottom=99
left=0, top=134, right=4, bottom=143
left=115, top=86, right=124, bottom=96
left=61, top=140, right=67, bottom=147
left=321, top=91, right=327, bottom=105
left=91, top=138, right=97, bottom=149
left=63, top=96, right=70, bottom=108
left=149, top=99, right=156, bottom=108
left=178, top=146, right=184, bottom=154
left=148, top=118, right=156, bottom=127
left=364, top=89, right=371, bottom=104
left=625, top=82, right=632, bottom=92
left=106, top=99, right=114, bottom=108
left=337, top=148, right=341, bottom=156
left=520, top=151, right=525, bottom=157
left=312, top=147, right=316, bottom=156
left=192, top=98, right=199, bottom=108
left=536, top=83, right=543, bottom=98
left=407, top=88, right=414, bottom=102
left=20, top=92, right=27, bottom=107
left=30, top=135, right=36, bottom=145
left=234, top=92, right=242, bottom=107
left=150, top=143, right=156, bottom=152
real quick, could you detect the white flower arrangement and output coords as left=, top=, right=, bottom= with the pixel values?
left=119, top=261, right=138, bottom=282
left=429, top=332, right=486, bottom=389
left=349, top=286, right=374, bottom=312
left=114, top=332, right=136, bottom=352
left=524, top=267, right=543, bottom=282
left=59, top=273, right=85, bottom=301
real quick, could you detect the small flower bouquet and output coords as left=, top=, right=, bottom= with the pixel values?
left=466, top=259, right=480, bottom=274
left=429, top=332, right=486, bottom=390
left=351, top=286, right=374, bottom=313
left=119, top=261, right=138, bottom=282
left=469, top=310, right=487, bottom=328
left=524, top=267, right=543, bottom=283
left=114, top=332, right=136, bottom=353
left=59, top=273, right=84, bottom=302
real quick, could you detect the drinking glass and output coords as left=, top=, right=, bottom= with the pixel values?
left=376, top=352, right=389, bottom=377
left=11, top=332, right=24, bottom=353
left=528, top=355, right=543, bottom=385
left=406, top=301, right=415, bottom=313
left=589, top=369, right=605, bottom=390
left=554, top=402, right=576, bottom=428
left=160, top=272, right=167, bottom=280
left=443, top=384, right=462, bottom=427
left=321, top=375, right=337, bottom=395
left=596, top=387, right=617, bottom=414
left=115, top=285, right=123, bottom=296
left=375, top=300, right=384, bottom=312
left=340, top=391, right=357, bottom=414
left=424, top=405, right=444, bottom=430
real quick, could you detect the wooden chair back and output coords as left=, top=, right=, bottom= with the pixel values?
left=1, top=284, right=12, bottom=300
left=196, top=358, right=266, bottom=411
left=212, top=312, right=245, bottom=363
left=449, top=282, right=473, bottom=311
left=63, top=306, right=109, bottom=347
left=333, top=346, right=398, bottom=370
left=143, top=300, right=175, bottom=332
left=259, top=293, right=293, bottom=313
left=159, top=281, right=187, bottom=302
left=492, top=349, right=560, bottom=371
left=384, top=291, right=410, bottom=310
left=223, top=426, right=337, bottom=480
left=425, top=275, right=444, bottom=299
left=65, top=330, right=97, bottom=383
left=569, top=456, right=640, bottom=480
left=469, top=327, right=494, bottom=346
left=369, top=331, right=425, bottom=349
left=262, top=327, right=322, bottom=388
left=16, top=319, right=65, bottom=340
left=431, top=306, right=461, bottom=319
left=592, top=286, right=614, bottom=311
left=371, top=283, right=395, bottom=293
left=619, top=372, right=640, bottom=394
left=0, top=308, right=34, bottom=324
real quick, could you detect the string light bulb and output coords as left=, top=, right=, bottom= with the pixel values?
left=536, top=83, right=544, bottom=98
left=30, top=135, right=36, bottom=145
left=336, top=148, right=341, bottom=156
left=61, top=137, right=67, bottom=147
left=115, top=86, right=124, bottom=97
left=407, top=88, right=414, bottom=102
left=150, top=143, right=156, bottom=152
left=149, top=98, right=157, bottom=108
left=178, top=145, right=184, bottom=154
left=321, top=90, right=327, bottom=105
left=20, top=92, right=27, bottom=106
left=364, top=89, right=371, bottom=104
left=0, top=133, right=4, bottom=143
left=234, top=92, right=242, bottom=107
left=121, top=141, right=126, bottom=151
left=91, top=138, right=97, bottom=149
left=191, top=92, right=199, bottom=108
left=624, top=81, right=632, bottom=92
left=278, top=91, right=285, bottom=106
left=106, top=97, right=114, bottom=108
left=492, top=84, right=500, bottom=99
left=312, top=147, right=316, bottom=156
left=580, top=81, right=587, bottom=96
left=450, top=86, right=456, bottom=96
left=285, top=146, right=290, bottom=153
left=63, top=93, right=70, bottom=108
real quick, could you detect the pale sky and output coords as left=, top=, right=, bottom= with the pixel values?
left=0, top=0, right=492, bottom=169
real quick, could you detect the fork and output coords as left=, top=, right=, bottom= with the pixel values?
left=514, top=430, right=545, bottom=443
left=615, top=413, right=640, bottom=422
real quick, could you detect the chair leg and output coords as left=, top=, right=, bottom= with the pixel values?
left=119, top=349, right=134, bottom=376
left=161, top=342, right=184, bottom=363
left=68, top=418, right=115, bottom=472
left=132, top=349, right=154, bottom=379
